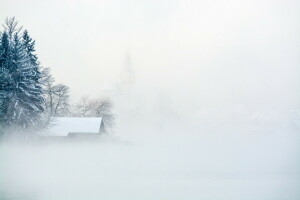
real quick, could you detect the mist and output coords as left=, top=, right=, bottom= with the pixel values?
left=1, top=0, right=300, bottom=199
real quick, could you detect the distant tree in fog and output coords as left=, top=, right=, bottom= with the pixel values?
left=90, top=99, right=115, bottom=130
left=52, top=84, right=70, bottom=116
left=72, top=97, right=115, bottom=132
left=40, top=67, right=70, bottom=121
left=73, top=96, right=91, bottom=117
left=40, top=67, right=55, bottom=117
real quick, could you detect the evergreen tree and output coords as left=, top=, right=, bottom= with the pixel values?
left=22, top=30, right=41, bottom=82
left=20, top=30, right=45, bottom=127
left=0, top=18, right=45, bottom=133
left=0, top=31, right=12, bottom=131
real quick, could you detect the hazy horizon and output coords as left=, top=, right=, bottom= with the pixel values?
left=1, top=0, right=299, bottom=113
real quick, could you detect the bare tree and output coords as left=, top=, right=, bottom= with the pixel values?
left=40, top=67, right=55, bottom=116
left=3, top=17, right=22, bottom=39
left=40, top=67, right=70, bottom=119
left=72, top=97, right=115, bottom=132
left=90, top=98, right=115, bottom=131
left=73, top=96, right=92, bottom=117
left=52, top=84, right=70, bottom=117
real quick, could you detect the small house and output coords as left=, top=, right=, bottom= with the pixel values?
left=43, top=117, right=105, bottom=139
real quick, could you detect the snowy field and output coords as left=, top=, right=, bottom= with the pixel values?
left=0, top=114, right=300, bottom=200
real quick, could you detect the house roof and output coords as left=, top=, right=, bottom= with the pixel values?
left=43, top=117, right=102, bottom=136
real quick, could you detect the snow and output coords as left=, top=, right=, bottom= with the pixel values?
left=43, top=117, right=102, bottom=136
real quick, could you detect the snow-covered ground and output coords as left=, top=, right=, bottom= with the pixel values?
left=0, top=113, right=300, bottom=200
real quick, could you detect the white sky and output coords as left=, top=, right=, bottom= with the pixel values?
left=1, top=0, right=300, bottom=110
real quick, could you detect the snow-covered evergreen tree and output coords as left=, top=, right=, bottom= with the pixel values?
left=22, top=30, right=41, bottom=82
left=0, top=18, right=45, bottom=133
left=0, top=31, right=11, bottom=132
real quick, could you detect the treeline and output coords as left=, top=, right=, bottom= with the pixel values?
left=72, top=96, right=115, bottom=131
left=0, top=18, right=114, bottom=135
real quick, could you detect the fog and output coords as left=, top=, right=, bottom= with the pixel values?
left=1, top=117, right=300, bottom=200
left=1, top=100, right=300, bottom=199
left=1, top=0, right=300, bottom=199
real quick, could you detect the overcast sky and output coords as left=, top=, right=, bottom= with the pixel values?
left=1, top=0, right=299, bottom=111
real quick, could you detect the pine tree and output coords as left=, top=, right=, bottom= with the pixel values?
left=22, top=30, right=41, bottom=82
left=20, top=30, right=45, bottom=124
left=0, top=32, right=12, bottom=130
left=0, top=18, right=45, bottom=133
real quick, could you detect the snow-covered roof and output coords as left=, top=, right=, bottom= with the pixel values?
left=43, top=117, right=102, bottom=136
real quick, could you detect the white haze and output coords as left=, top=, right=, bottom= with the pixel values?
left=1, top=0, right=300, bottom=199
left=1, top=120, right=300, bottom=200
